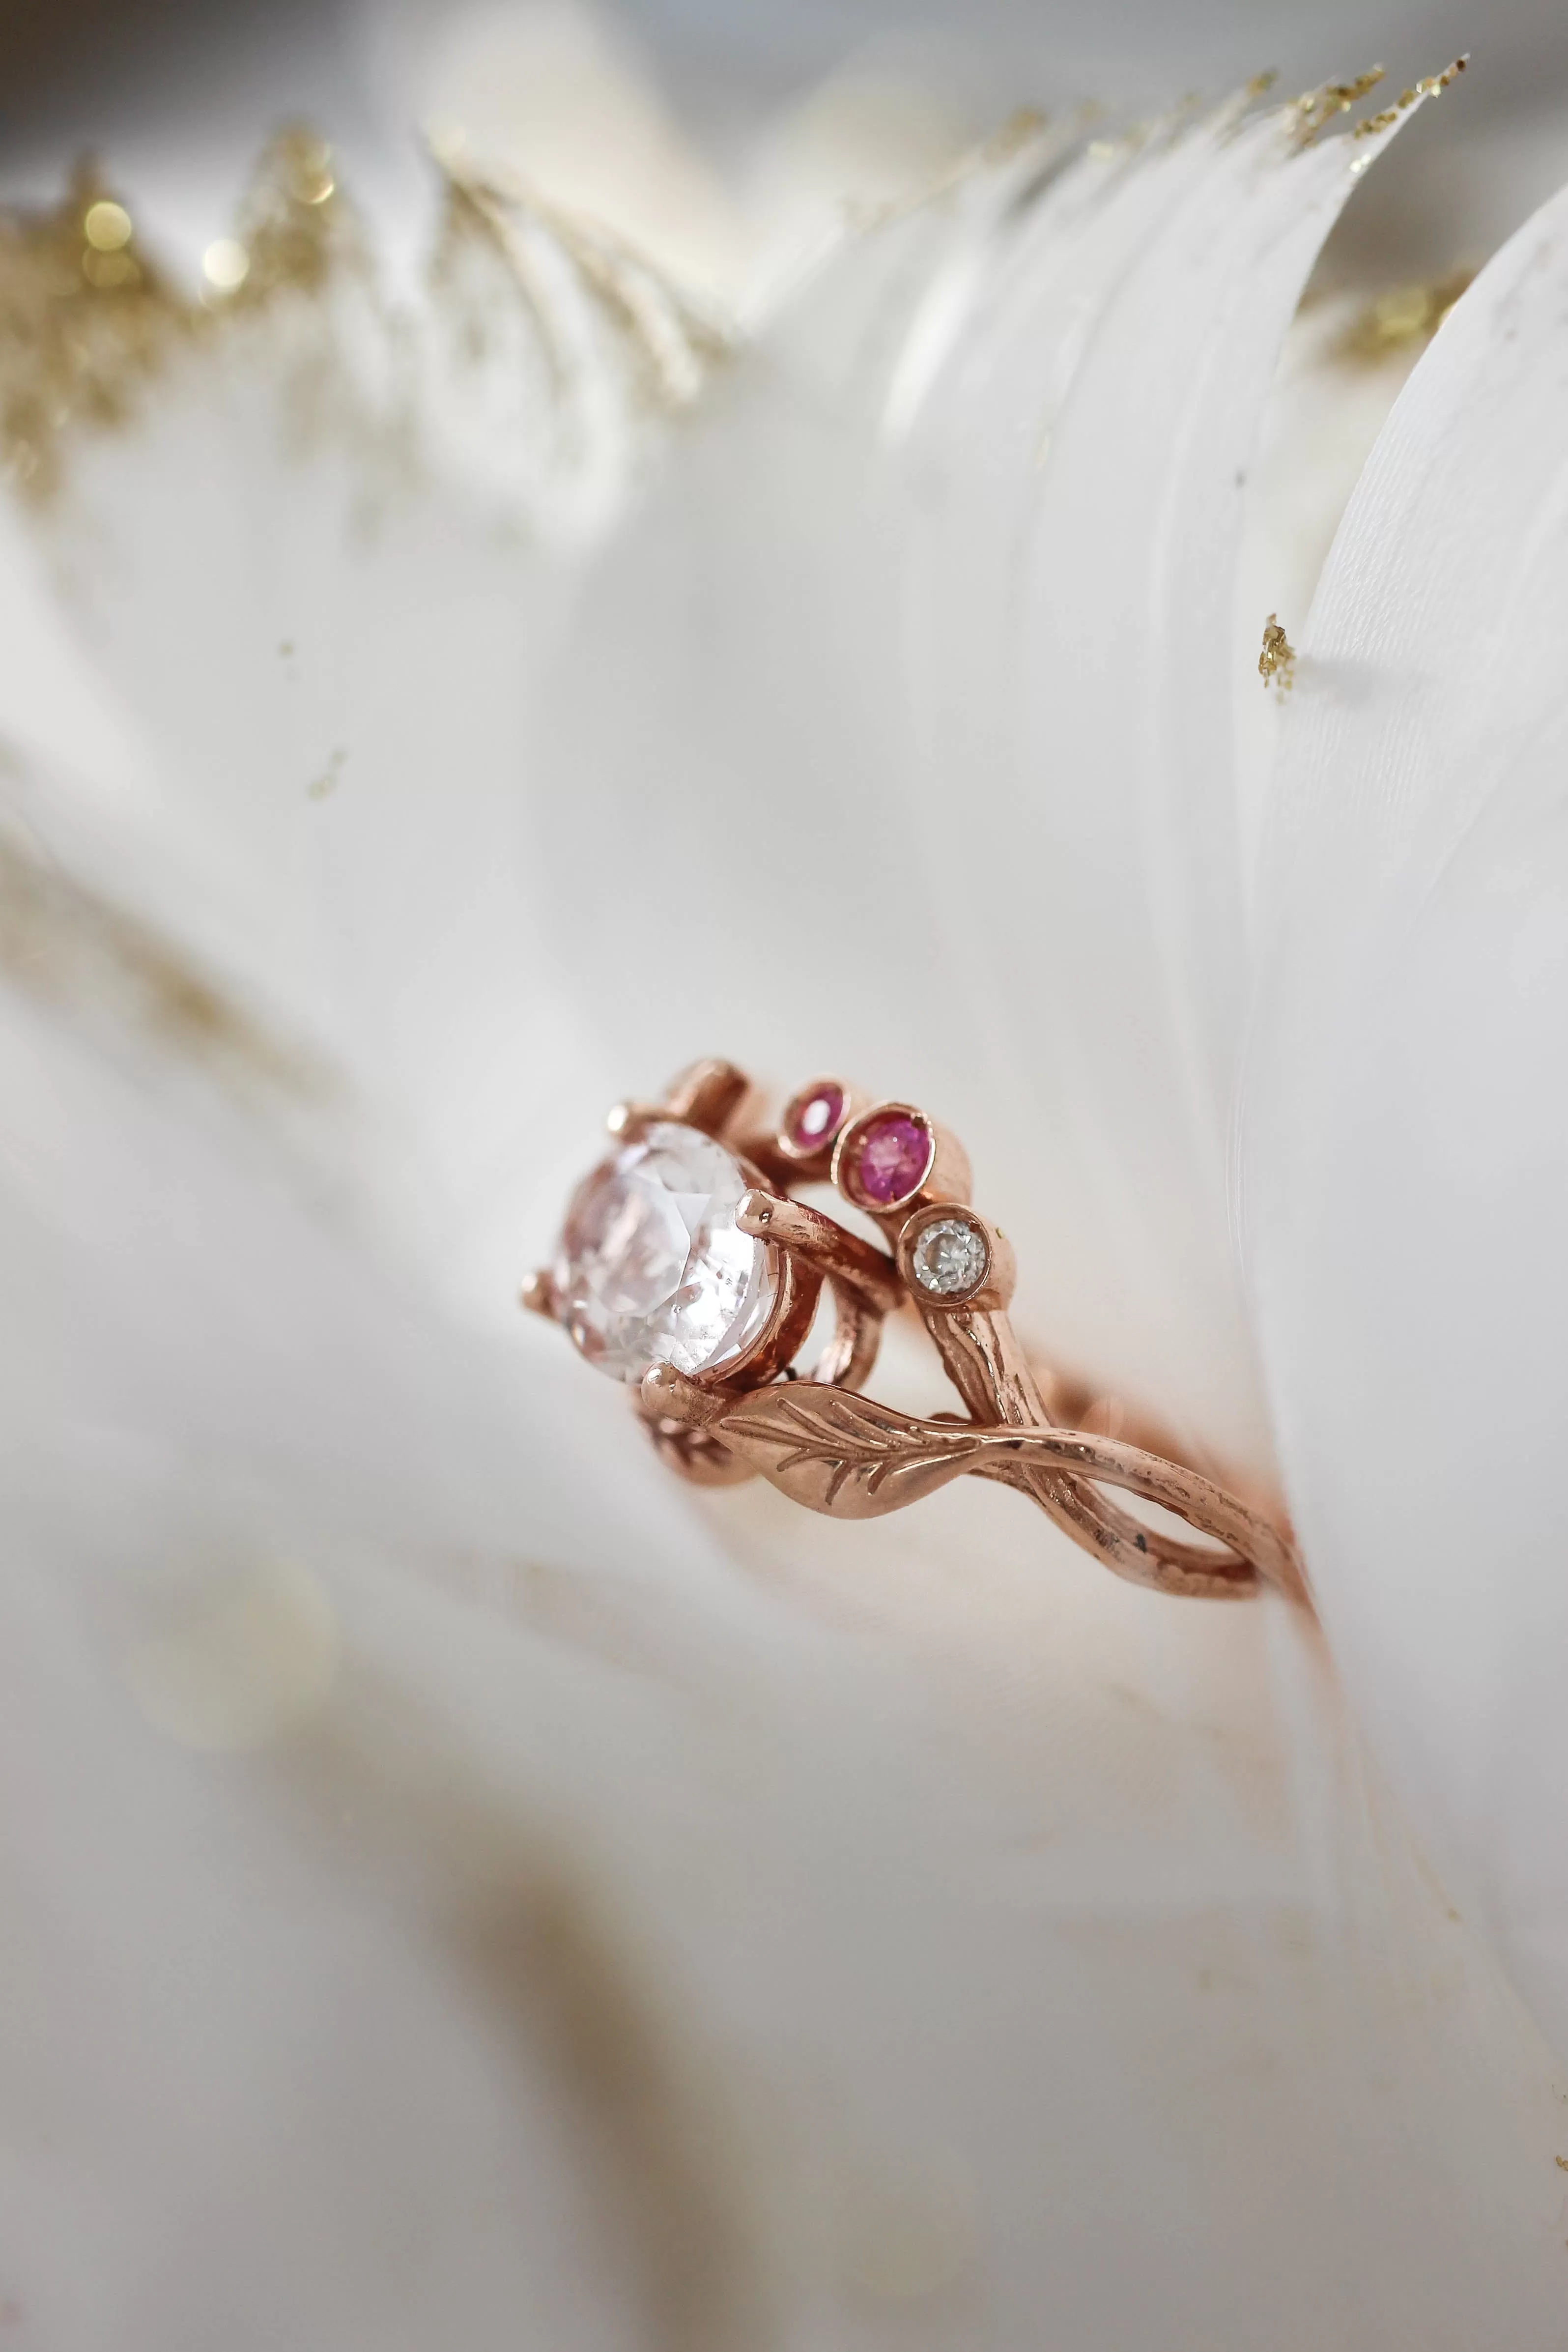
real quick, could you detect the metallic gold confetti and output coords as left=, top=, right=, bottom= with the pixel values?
left=0, top=162, right=185, bottom=496
left=1339, top=266, right=1475, bottom=359
left=1259, top=612, right=1296, bottom=690
left=1288, top=65, right=1385, bottom=148
left=201, top=237, right=250, bottom=295
left=1354, top=54, right=1467, bottom=136
left=82, top=199, right=132, bottom=252
left=0, top=125, right=728, bottom=505
left=0, top=130, right=358, bottom=498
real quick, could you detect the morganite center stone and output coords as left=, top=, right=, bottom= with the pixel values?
left=555, top=1120, right=778, bottom=1383
left=854, top=1114, right=931, bottom=1205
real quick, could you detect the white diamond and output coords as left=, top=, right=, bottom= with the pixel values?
left=555, top=1120, right=779, bottom=1382
left=911, top=1216, right=988, bottom=1297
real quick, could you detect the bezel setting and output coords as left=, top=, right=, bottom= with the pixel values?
left=895, top=1201, right=1015, bottom=1313
left=777, top=1076, right=853, bottom=1169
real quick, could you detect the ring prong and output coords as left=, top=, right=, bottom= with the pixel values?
left=738, top=1187, right=903, bottom=1315
left=607, top=1099, right=664, bottom=1142
left=520, top=1268, right=559, bottom=1319
left=662, top=1059, right=750, bottom=1137
left=639, top=1362, right=721, bottom=1427
left=736, top=1185, right=782, bottom=1237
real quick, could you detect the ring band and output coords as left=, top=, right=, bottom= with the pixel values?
left=524, top=1061, right=1305, bottom=1605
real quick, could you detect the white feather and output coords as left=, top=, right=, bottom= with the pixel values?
left=6, top=78, right=1568, bottom=2349
left=1248, top=179, right=1568, bottom=2055
left=522, top=93, right=1422, bottom=1475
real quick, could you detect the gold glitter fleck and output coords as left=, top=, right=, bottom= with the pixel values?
left=1288, top=64, right=1384, bottom=148
left=82, top=199, right=132, bottom=252
left=0, top=130, right=361, bottom=500
left=1259, top=613, right=1296, bottom=691
left=983, top=106, right=1048, bottom=161
left=1, top=125, right=726, bottom=506
left=0, top=161, right=187, bottom=498
left=82, top=246, right=142, bottom=290
left=229, top=128, right=352, bottom=305
left=1339, top=265, right=1475, bottom=358
left=0, top=818, right=322, bottom=1097
left=201, top=236, right=250, bottom=294
left=307, top=746, right=347, bottom=800
left=430, top=160, right=729, bottom=422
left=1356, top=57, right=1468, bottom=137
left=1419, top=55, right=1469, bottom=97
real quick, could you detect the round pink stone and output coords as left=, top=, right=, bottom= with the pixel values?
left=788, top=1082, right=844, bottom=1149
left=853, top=1114, right=931, bottom=1205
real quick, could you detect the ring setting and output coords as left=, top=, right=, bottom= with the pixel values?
left=524, top=1060, right=1304, bottom=1604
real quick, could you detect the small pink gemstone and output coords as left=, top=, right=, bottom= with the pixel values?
left=788, top=1082, right=844, bottom=1149
left=854, top=1114, right=930, bottom=1205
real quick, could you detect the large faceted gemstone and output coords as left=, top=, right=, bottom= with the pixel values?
left=555, top=1120, right=779, bottom=1382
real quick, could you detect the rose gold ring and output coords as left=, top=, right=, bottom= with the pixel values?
left=523, top=1061, right=1306, bottom=1605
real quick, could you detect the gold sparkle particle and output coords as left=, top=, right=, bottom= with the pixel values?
left=229, top=128, right=348, bottom=302
left=0, top=820, right=320, bottom=1096
left=201, top=236, right=250, bottom=294
left=983, top=106, right=1048, bottom=162
left=1353, top=54, right=1467, bottom=138
left=81, top=246, right=142, bottom=290
left=0, top=131, right=357, bottom=498
left=1340, top=266, right=1475, bottom=359
left=83, top=198, right=132, bottom=251
left=307, top=745, right=347, bottom=800
left=1, top=122, right=727, bottom=505
left=430, top=161, right=729, bottom=420
left=1259, top=613, right=1296, bottom=691
left=1288, top=64, right=1384, bottom=147
left=0, top=162, right=184, bottom=496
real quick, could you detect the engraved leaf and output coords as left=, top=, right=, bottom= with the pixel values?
left=715, top=1384, right=981, bottom=1519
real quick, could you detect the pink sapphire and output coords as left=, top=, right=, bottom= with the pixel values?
left=853, top=1113, right=931, bottom=1205
left=788, top=1081, right=844, bottom=1149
